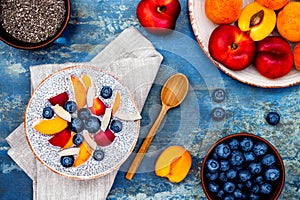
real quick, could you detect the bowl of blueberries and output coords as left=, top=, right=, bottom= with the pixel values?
left=201, top=133, right=285, bottom=200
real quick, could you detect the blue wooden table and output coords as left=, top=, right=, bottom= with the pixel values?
left=0, top=0, right=299, bottom=199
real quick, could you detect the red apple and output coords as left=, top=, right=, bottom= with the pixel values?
left=136, top=0, right=181, bottom=33
left=94, top=129, right=115, bottom=147
left=255, top=36, right=293, bottom=79
left=208, top=25, right=256, bottom=71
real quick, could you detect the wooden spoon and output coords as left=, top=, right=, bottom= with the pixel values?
left=125, top=73, right=189, bottom=180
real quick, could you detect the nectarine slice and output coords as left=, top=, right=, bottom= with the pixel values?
left=33, top=116, right=68, bottom=135
left=71, top=75, right=87, bottom=110
left=155, top=146, right=192, bottom=183
left=73, top=140, right=93, bottom=167
left=238, top=2, right=276, bottom=41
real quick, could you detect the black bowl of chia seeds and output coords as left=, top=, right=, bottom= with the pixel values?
left=0, top=0, right=70, bottom=50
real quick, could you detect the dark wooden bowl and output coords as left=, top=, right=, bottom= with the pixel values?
left=0, top=0, right=70, bottom=50
left=201, top=133, right=285, bottom=200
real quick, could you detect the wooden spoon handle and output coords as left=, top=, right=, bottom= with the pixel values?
left=125, top=105, right=169, bottom=180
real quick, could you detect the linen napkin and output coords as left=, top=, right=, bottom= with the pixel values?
left=6, top=27, right=163, bottom=200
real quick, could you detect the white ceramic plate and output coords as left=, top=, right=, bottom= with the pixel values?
left=188, top=0, right=300, bottom=88
left=25, top=66, right=140, bottom=179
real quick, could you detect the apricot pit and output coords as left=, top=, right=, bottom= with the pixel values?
left=155, top=146, right=192, bottom=183
left=238, top=2, right=276, bottom=41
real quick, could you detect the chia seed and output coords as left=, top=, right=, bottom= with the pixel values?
left=0, top=0, right=66, bottom=43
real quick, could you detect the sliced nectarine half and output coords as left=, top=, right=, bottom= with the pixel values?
left=238, top=2, right=276, bottom=41
left=155, top=146, right=192, bottom=183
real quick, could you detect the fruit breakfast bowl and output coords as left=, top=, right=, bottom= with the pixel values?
left=188, top=0, right=300, bottom=88
left=200, top=133, right=285, bottom=200
left=24, top=66, right=141, bottom=180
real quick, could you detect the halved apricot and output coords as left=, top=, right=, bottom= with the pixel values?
left=238, top=2, right=276, bottom=41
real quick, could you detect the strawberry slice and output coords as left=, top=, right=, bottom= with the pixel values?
left=48, top=91, right=69, bottom=107
left=90, top=97, right=106, bottom=116
left=48, top=128, right=71, bottom=148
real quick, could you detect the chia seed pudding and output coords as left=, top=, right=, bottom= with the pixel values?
left=0, top=0, right=66, bottom=43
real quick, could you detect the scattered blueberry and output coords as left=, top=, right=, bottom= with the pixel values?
left=226, top=169, right=237, bottom=180
left=266, top=111, right=280, bottom=125
left=206, top=159, right=220, bottom=173
left=230, top=150, right=244, bottom=166
left=223, top=182, right=235, bottom=193
left=100, top=86, right=113, bottom=99
left=238, top=170, right=251, bottom=182
left=228, top=139, right=239, bottom=150
left=233, top=189, right=242, bottom=198
left=208, top=182, right=219, bottom=193
left=224, top=195, right=234, bottom=200
left=110, top=119, right=122, bottom=133
left=211, top=88, right=226, bottom=103
left=249, top=193, right=260, bottom=200
left=240, top=137, right=253, bottom=152
left=42, top=106, right=54, bottom=119
left=206, top=172, right=219, bottom=181
left=84, top=116, right=101, bottom=133
left=217, top=190, right=225, bottom=198
left=64, top=101, right=77, bottom=114
left=93, top=149, right=105, bottom=161
left=215, top=143, right=231, bottom=158
left=72, top=133, right=84, bottom=146
left=248, top=162, right=262, bottom=175
left=264, top=167, right=280, bottom=181
left=211, top=107, right=226, bottom=121
left=244, top=151, right=256, bottom=162
left=77, top=108, right=91, bottom=120
left=260, top=183, right=272, bottom=194
left=255, top=176, right=264, bottom=185
left=251, top=184, right=260, bottom=194
left=69, top=118, right=84, bottom=133
left=219, top=172, right=228, bottom=182
left=253, top=142, right=268, bottom=156
left=60, top=155, right=74, bottom=168
left=262, top=154, right=276, bottom=166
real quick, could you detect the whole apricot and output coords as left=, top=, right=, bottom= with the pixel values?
left=205, top=0, right=242, bottom=24
left=277, top=2, right=300, bottom=42
left=155, top=146, right=192, bottom=183
left=294, top=43, right=300, bottom=71
left=256, top=0, right=289, bottom=10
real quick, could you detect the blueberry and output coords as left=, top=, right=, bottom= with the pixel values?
left=208, top=182, right=219, bottom=193
left=64, top=101, right=77, bottom=114
left=211, top=107, right=226, bottom=121
left=253, top=142, right=268, bottom=156
left=228, top=138, right=239, bottom=150
left=233, top=189, right=242, bottom=198
left=248, top=162, right=262, bottom=175
left=60, top=155, right=74, bottom=168
left=238, top=170, right=251, bottom=182
left=260, top=183, right=272, bottom=194
left=100, top=86, right=113, bottom=99
left=219, top=172, right=228, bottom=182
left=72, top=133, right=84, bottom=146
left=230, top=150, right=244, bottom=166
left=206, top=159, right=219, bottom=173
left=224, top=195, right=234, bottom=200
left=215, top=143, right=231, bottom=158
left=42, top=106, right=54, bottom=119
left=255, top=176, right=264, bottom=185
left=84, top=116, right=101, bottom=133
left=266, top=111, right=280, bottom=125
left=69, top=118, right=84, bottom=133
left=211, top=88, right=226, bottom=103
left=251, top=184, right=260, bottom=194
left=93, top=149, right=105, bottom=161
left=245, top=180, right=253, bottom=188
left=244, top=151, right=256, bottom=162
left=262, top=154, right=276, bottom=166
left=223, top=182, right=235, bottom=193
left=226, top=169, right=237, bottom=179
left=206, top=172, right=219, bottom=181
left=240, top=137, right=253, bottom=152
left=264, top=167, right=280, bottom=181
left=219, top=160, right=230, bottom=171
left=110, top=119, right=122, bottom=133
left=77, top=108, right=91, bottom=120
left=217, top=190, right=225, bottom=198
left=249, top=193, right=260, bottom=200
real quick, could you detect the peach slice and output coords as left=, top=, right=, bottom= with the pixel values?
left=71, top=75, right=87, bottom=110
left=33, top=116, right=68, bottom=135
left=111, top=91, right=121, bottom=116
left=81, top=73, right=92, bottom=89
left=238, top=2, right=276, bottom=41
left=155, top=146, right=192, bottom=183
left=73, top=140, right=93, bottom=167
left=63, top=132, right=76, bottom=149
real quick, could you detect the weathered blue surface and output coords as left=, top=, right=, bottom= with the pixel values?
left=0, top=0, right=299, bottom=199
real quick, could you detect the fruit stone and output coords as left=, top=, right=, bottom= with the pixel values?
left=238, top=2, right=276, bottom=41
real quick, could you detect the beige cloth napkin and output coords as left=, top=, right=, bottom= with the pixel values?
left=6, top=27, right=163, bottom=200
